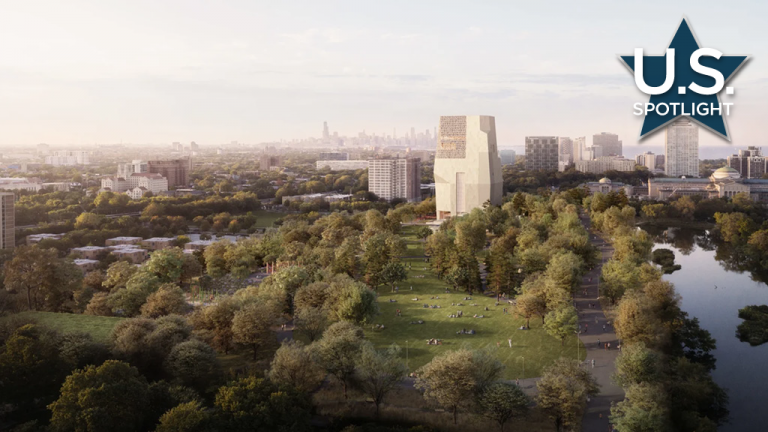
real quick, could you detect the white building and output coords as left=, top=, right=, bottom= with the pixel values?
left=315, top=160, right=369, bottom=171
left=101, top=173, right=168, bottom=198
left=635, top=152, right=657, bottom=170
left=117, top=160, right=148, bottom=178
left=574, top=156, right=636, bottom=174
left=0, top=178, right=43, bottom=192
left=573, top=137, right=586, bottom=161
left=665, top=118, right=699, bottom=177
left=434, top=115, right=503, bottom=219
left=368, top=158, right=421, bottom=202
left=45, top=151, right=89, bottom=166
left=558, top=137, right=573, bottom=163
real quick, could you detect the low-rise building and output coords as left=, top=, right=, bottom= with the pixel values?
left=185, top=240, right=214, bottom=251
left=0, top=178, right=43, bottom=192
left=281, top=193, right=352, bottom=205
left=141, top=237, right=176, bottom=251
left=26, top=233, right=64, bottom=245
left=574, top=156, right=636, bottom=174
left=71, top=246, right=108, bottom=259
left=106, top=236, right=143, bottom=246
left=648, top=166, right=768, bottom=201
left=74, top=259, right=100, bottom=273
left=315, top=160, right=369, bottom=171
left=583, top=177, right=634, bottom=196
left=110, top=247, right=149, bottom=264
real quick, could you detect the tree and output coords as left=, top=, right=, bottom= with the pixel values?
left=380, top=261, right=407, bottom=292
left=74, top=212, right=105, bottom=229
left=85, top=292, right=113, bottom=316
left=165, top=340, right=221, bottom=393
left=103, top=260, right=138, bottom=291
left=190, top=298, right=238, bottom=354
left=515, top=292, right=547, bottom=327
left=0, top=324, right=68, bottom=409
left=543, top=305, right=578, bottom=345
left=312, top=321, right=365, bottom=398
left=109, top=269, right=162, bottom=316
left=478, top=382, right=531, bottom=432
left=293, top=306, right=328, bottom=342
left=613, top=342, right=660, bottom=387
left=610, top=383, right=672, bottom=432
left=415, top=226, right=433, bottom=240
left=4, top=246, right=82, bottom=311
left=203, top=240, right=231, bottom=278
left=214, top=376, right=312, bottom=432
left=156, top=401, right=213, bottom=432
left=141, top=284, right=190, bottom=318
left=48, top=360, right=149, bottom=432
left=536, top=358, right=599, bottom=432
left=231, top=302, right=278, bottom=360
left=414, top=348, right=503, bottom=425
left=269, top=340, right=326, bottom=393
left=354, top=342, right=407, bottom=418
left=145, top=248, right=186, bottom=283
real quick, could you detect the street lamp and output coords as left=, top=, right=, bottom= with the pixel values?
left=406, top=340, right=409, bottom=370
left=575, top=331, right=581, bottom=363
left=517, top=356, right=525, bottom=379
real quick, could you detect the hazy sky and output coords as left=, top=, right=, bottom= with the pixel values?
left=1, top=0, right=767, bottom=155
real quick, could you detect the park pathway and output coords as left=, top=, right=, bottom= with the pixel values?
left=577, top=213, right=624, bottom=432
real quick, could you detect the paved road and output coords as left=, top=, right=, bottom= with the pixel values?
left=577, top=213, right=624, bottom=432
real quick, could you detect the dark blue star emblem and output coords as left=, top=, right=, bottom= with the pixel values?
left=620, top=17, right=748, bottom=141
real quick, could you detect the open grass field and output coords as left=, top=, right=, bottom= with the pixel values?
left=253, top=210, right=282, bottom=228
left=365, top=225, right=585, bottom=379
left=7, top=311, right=125, bottom=343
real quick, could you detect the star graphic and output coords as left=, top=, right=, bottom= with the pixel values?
left=620, top=17, right=748, bottom=140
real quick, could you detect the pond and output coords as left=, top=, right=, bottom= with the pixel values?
left=644, top=226, right=768, bottom=431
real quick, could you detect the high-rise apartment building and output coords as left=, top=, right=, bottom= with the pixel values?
left=727, top=146, right=766, bottom=179
left=148, top=158, right=191, bottom=188
left=665, top=119, right=699, bottom=177
left=45, top=150, right=90, bottom=166
left=525, top=136, right=559, bottom=171
left=260, top=155, right=282, bottom=171
left=573, top=137, right=586, bottom=162
left=434, top=116, right=503, bottom=219
left=635, top=152, right=657, bottom=170
left=499, top=149, right=516, bottom=165
left=593, top=132, right=622, bottom=157
left=368, top=158, right=421, bottom=202
left=0, top=193, right=14, bottom=250
left=558, top=137, right=573, bottom=163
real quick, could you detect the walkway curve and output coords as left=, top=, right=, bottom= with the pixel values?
left=577, top=213, right=624, bottom=432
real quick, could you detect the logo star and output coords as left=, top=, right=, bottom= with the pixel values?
left=620, top=17, right=748, bottom=140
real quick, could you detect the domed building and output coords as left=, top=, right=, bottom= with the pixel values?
left=648, top=165, right=768, bottom=201
left=711, top=166, right=741, bottom=181
left=583, top=177, right=634, bottom=195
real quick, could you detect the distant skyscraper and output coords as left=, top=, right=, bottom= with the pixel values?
left=593, top=132, right=622, bottom=157
left=558, top=137, right=573, bottom=162
left=525, top=136, right=559, bottom=171
left=635, top=152, right=657, bottom=170
left=499, top=149, right=516, bottom=165
left=148, top=158, right=191, bottom=188
left=573, top=137, right=585, bottom=162
left=727, top=146, right=766, bottom=179
left=434, top=116, right=503, bottom=219
left=368, top=158, right=421, bottom=202
left=0, top=193, right=14, bottom=250
left=323, top=122, right=330, bottom=141
left=665, top=119, right=699, bottom=177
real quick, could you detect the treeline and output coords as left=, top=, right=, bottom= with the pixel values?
left=502, top=166, right=653, bottom=194
left=639, top=192, right=762, bottom=223
left=589, top=193, right=728, bottom=431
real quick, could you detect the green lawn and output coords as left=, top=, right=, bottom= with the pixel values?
left=366, top=226, right=585, bottom=379
left=7, top=311, right=125, bottom=343
left=253, top=210, right=282, bottom=228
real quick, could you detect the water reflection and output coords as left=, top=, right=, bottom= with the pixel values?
left=642, top=225, right=768, bottom=283
left=644, top=225, right=768, bottom=432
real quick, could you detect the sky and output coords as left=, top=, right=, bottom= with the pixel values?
left=1, top=0, right=767, bottom=157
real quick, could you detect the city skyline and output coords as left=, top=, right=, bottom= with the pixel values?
left=2, top=1, right=767, bottom=153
